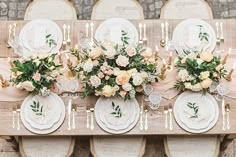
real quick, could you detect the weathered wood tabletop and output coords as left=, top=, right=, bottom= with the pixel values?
left=0, top=19, right=235, bottom=136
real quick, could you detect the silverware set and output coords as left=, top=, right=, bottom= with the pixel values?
left=86, top=106, right=95, bottom=130
left=164, top=103, right=173, bottom=130
left=139, top=100, right=149, bottom=131
left=138, top=23, right=147, bottom=45
left=62, top=24, right=71, bottom=48
left=12, top=104, right=20, bottom=131
left=215, top=22, right=224, bottom=45
left=67, top=99, right=76, bottom=130
left=222, top=101, right=230, bottom=131
left=7, top=23, right=17, bottom=48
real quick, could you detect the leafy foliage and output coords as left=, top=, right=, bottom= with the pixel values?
left=187, top=102, right=199, bottom=118
left=110, top=102, right=122, bottom=118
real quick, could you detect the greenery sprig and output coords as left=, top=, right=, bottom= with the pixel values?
left=30, top=100, right=43, bottom=116
left=110, top=102, right=122, bottom=118
left=187, top=102, right=199, bottom=118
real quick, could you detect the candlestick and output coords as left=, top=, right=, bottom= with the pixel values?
left=225, top=64, right=236, bottom=81
left=168, top=51, right=173, bottom=65
left=139, top=23, right=142, bottom=43
left=222, top=48, right=231, bottom=64
left=160, top=59, right=167, bottom=80
left=155, top=45, right=159, bottom=61
left=90, top=23, right=94, bottom=41
left=86, top=23, right=89, bottom=38
left=66, top=54, right=72, bottom=67
left=8, top=57, right=13, bottom=68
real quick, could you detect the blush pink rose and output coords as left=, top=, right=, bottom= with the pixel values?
left=105, top=76, right=110, bottom=80
left=33, top=72, right=41, bottom=81
left=116, top=55, right=129, bottom=67
left=98, top=72, right=104, bottom=78
left=93, top=60, right=99, bottom=66
left=119, top=90, right=127, bottom=97
left=122, top=83, right=132, bottom=92
left=126, top=47, right=136, bottom=57
left=90, top=76, right=101, bottom=88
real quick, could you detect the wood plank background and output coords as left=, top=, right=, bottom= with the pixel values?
left=0, top=19, right=235, bottom=136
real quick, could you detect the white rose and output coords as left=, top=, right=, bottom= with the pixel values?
left=196, top=58, right=204, bottom=65
left=122, top=83, right=132, bottom=91
left=104, top=47, right=117, bottom=59
left=200, top=71, right=210, bottom=80
left=177, top=69, right=189, bottom=82
left=132, top=74, right=143, bottom=86
left=83, top=59, right=93, bottom=73
left=141, top=47, right=153, bottom=58
left=33, top=59, right=40, bottom=66
left=126, top=47, right=136, bottom=57
left=187, top=53, right=197, bottom=60
left=21, top=81, right=35, bottom=92
left=127, top=68, right=138, bottom=76
left=116, top=55, right=129, bottom=67
left=90, top=76, right=101, bottom=88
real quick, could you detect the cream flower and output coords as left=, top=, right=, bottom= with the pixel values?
left=177, top=69, right=189, bottom=82
left=116, top=71, right=130, bottom=85
left=116, top=55, right=129, bottom=67
left=140, top=71, right=148, bottom=79
left=104, top=47, right=117, bottom=59
left=215, top=64, right=223, bottom=71
left=126, top=47, right=136, bottom=57
left=122, top=83, right=132, bottom=92
left=127, top=68, right=138, bottom=77
left=200, top=51, right=213, bottom=62
left=102, top=85, right=116, bottom=97
left=33, top=59, right=40, bottom=66
left=83, top=59, right=93, bottom=73
left=191, top=83, right=202, bottom=91
left=90, top=76, right=101, bottom=88
left=201, top=78, right=213, bottom=89
left=196, top=58, right=204, bottom=65
left=132, top=74, right=143, bottom=86
left=89, top=47, right=103, bottom=59
left=141, top=47, right=153, bottom=58
left=40, top=87, right=50, bottom=96
left=200, top=71, right=210, bottom=80
left=20, top=81, right=35, bottom=92
left=184, top=82, right=192, bottom=90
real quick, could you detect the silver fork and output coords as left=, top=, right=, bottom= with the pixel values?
left=139, top=100, right=144, bottom=131
left=86, top=107, right=90, bottom=129
left=144, top=105, right=149, bottom=131
left=7, top=24, right=12, bottom=48
left=12, top=106, right=16, bottom=129
left=16, top=104, right=20, bottom=131
left=164, top=105, right=168, bottom=129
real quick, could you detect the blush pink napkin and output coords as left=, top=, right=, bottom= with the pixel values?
left=152, top=69, right=179, bottom=99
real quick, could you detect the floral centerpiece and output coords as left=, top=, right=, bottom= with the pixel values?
left=10, top=54, right=61, bottom=96
left=174, top=51, right=227, bottom=93
left=76, top=31, right=158, bottom=100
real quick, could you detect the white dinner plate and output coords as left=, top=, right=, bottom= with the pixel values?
left=23, top=93, right=62, bottom=130
left=20, top=92, right=66, bottom=134
left=95, top=97, right=140, bottom=134
left=18, top=19, right=63, bottom=57
left=172, top=19, right=216, bottom=55
left=174, top=91, right=219, bottom=133
left=98, top=97, right=137, bottom=130
left=95, top=18, right=139, bottom=45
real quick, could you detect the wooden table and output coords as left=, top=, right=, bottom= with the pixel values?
left=0, top=19, right=235, bottom=136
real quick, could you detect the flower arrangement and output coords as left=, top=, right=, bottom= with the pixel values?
left=10, top=54, right=61, bottom=96
left=174, top=51, right=227, bottom=93
left=76, top=31, right=158, bottom=100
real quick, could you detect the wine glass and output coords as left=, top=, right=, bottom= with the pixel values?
left=216, top=82, right=230, bottom=101
left=148, top=91, right=162, bottom=110
left=143, top=84, right=153, bottom=101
